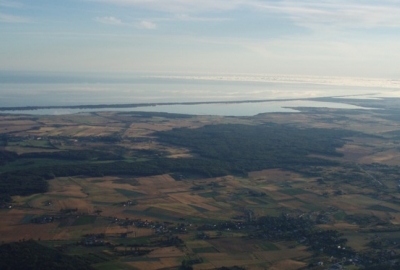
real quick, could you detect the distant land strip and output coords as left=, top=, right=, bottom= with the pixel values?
left=0, top=94, right=374, bottom=111
left=0, top=99, right=302, bottom=111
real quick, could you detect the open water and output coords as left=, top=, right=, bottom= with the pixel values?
left=0, top=73, right=398, bottom=116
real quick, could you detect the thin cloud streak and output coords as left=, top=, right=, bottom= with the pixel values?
left=94, top=16, right=156, bottom=29
left=0, top=12, right=31, bottom=23
left=90, top=0, right=400, bottom=29
left=89, top=0, right=246, bottom=12
left=0, top=0, right=24, bottom=8
left=94, top=16, right=123, bottom=25
left=257, top=1, right=400, bottom=29
left=163, top=14, right=232, bottom=22
left=136, top=20, right=156, bottom=29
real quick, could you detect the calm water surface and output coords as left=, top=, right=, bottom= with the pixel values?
left=0, top=75, right=394, bottom=116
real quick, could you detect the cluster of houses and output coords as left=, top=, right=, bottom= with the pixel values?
left=117, top=200, right=136, bottom=207
left=31, top=215, right=57, bottom=224
left=194, top=213, right=400, bottom=269
left=109, top=217, right=173, bottom=235
left=81, top=234, right=105, bottom=246
left=0, top=203, right=12, bottom=209
left=27, top=207, right=400, bottom=269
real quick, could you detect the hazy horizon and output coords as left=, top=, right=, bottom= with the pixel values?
left=1, top=71, right=400, bottom=112
left=1, top=0, right=400, bottom=80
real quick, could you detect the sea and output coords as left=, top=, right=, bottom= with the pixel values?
left=1, top=72, right=399, bottom=116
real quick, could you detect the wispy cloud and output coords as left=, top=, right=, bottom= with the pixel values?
left=0, top=0, right=24, bottom=8
left=89, top=0, right=246, bottom=12
left=171, top=14, right=231, bottom=22
left=253, top=1, right=400, bottom=29
left=0, top=12, right=31, bottom=23
left=94, top=15, right=156, bottom=29
left=135, top=20, right=156, bottom=29
left=94, top=16, right=123, bottom=25
left=90, top=0, right=400, bottom=29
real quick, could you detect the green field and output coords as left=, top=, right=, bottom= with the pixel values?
left=278, top=188, right=309, bottom=195
left=192, top=246, right=219, bottom=253
left=259, top=242, right=280, bottom=251
left=368, top=204, right=398, bottom=212
left=198, top=191, right=220, bottom=198
left=114, top=189, right=145, bottom=198
left=189, top=204, right=210, bottom=213
left=72, top=215, right=97, bottom=226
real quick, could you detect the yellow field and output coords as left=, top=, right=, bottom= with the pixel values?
left=0, top=123, right=38, bottom=134
left=268, top=260, right=307, bottom=270
left=126, top=258, right=181, bottom=270
left=0, top=209, right=59, bottom=241
left=249, top=169, right=302, bottom=183
left=48, top=177, right=88, bottom=198
left=26, top=125, right=123, bottom=137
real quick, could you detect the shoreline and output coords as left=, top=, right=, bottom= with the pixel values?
left=0, top=94, right=377, bottom=112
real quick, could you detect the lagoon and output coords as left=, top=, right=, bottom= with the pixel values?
left=0, top=100, right=372, bottom=116
left=0, top=74, right=395, bottom=116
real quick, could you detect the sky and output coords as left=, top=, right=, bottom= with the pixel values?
left=1, top=0, right=400, bottom=79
